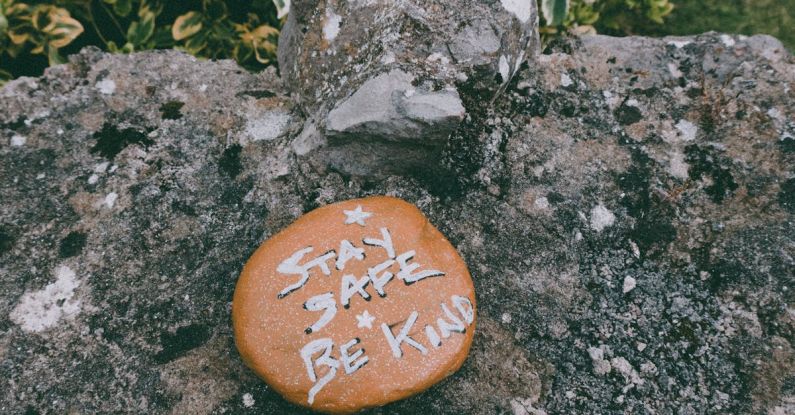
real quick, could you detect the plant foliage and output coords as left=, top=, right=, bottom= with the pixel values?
left=1, top=0, right=84, bottom=72
left=1, top=0, right=281, bottom=83
left=539, top=0, right=674, bottom=39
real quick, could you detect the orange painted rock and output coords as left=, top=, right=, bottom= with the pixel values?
left=233, top=196, right=476, bottom=413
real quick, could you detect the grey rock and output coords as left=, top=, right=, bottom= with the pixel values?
left=320, top=68, right=465, bottom=176
left=326, top=69, right=465, bottom=141
left=2, top=26, right=795, bottom=415
left=279, top=0, right=538, bottom=176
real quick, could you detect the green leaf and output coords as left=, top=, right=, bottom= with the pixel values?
left=233, top=42, right=253, bottom=64
left=213, top=19, right=237, bottom=38
left=205, top=0, right=228, bottom=20
left=5, top=3, right=31, bottom=18
left=8, top=24, right=32, bottom=45
left=46, top=43, right=65, bottom=65
left=0, top=10, right=8, bottom=34
left=120, top=42, right=134, bottom=53
left=183, top=28, right=208, bottom=53
left=5, top=42, right=24, bottom=58
left=126, top=21, right=141, bottom=45
left=239, top=24, right=278, bottom=64
left=151, top=26, right=174, bottom=48
left=646, top=0, right=674, bottom=24
left=272, top=0, right=290, bottom=19
left=0, top=68, right=12, bottom=83
left=172, top=11, right=203, bottom=41
left=42, top=7, right=84, bottom=49
left=113, top=0, right=132, bottom=17
left=31, top=6, right=49, bottom=30
left=127, top=6, right=155, bottom=46
left=541, top=0, right=568, bottom=26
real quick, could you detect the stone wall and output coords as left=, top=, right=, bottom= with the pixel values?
left=1, top=2, right=793, bottom=413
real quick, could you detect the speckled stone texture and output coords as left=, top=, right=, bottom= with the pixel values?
left=280, top=0, right=537, bottom=114
left=1, top=30, right=794, bottom=415
left=280, top=0, right=538, bottom=176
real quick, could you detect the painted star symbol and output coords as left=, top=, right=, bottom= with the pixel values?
left=356, top=310, right=376, bottom=329
left=343, top=205, right=372, bottom=226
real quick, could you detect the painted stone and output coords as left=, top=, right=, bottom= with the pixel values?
left=233, top=196, right=477, bottom=413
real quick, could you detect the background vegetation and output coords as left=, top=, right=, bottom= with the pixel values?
left=638, top=0, right=794, bottom=49
left=1, top=0, right=793, bottom=85
left=0, top=0, right=282, bottom=83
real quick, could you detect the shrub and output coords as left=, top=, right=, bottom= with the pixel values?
left=1, top=0, right=282, bottom=83
left=539, top=0, right=674, bottom=38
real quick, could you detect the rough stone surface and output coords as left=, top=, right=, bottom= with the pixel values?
left=1, top=28, right=794, bottom=415
left=279, top=0, right=538, bottom=176
left=325, top=69, right=465, bottom=142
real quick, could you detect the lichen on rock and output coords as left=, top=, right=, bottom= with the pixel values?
left=1, top=5, right=794, bottom=415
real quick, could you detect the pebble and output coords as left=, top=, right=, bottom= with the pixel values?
left=10, top=135, right=26, bottom=146
left=623, top=276, right=637, bottom=293
left=233, top=196, right=477, bottom=413
left=242, top=393, right=255, bottom=408
left=590, top=204, right=615, bottom=232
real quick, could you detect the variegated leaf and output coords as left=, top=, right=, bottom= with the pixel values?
left=172, top=11, right=203, bottom=41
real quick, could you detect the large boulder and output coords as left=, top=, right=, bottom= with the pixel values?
left=279, top=0, right=539, bottom=176
left=1, top=10, right=793, bottom=415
